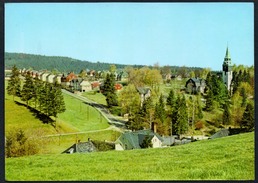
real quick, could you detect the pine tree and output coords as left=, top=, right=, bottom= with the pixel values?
left=241, top=103, right=254, bottom=130
left=103, top=73, right=118, bottom=107
left=32, top=77, right=43, bottom=109
left=154, top=94, right=166, bottom=124
left=173, top=95, right=188, bottom=137
left=7, top=65, right=21, bottom=101
left=205, top=88, right=214, bottom=111
left=167, top=89, right=176, bottom=109
left=222, top=103, right=231, bottom=125
left=196, top=94, right=203, bottom=120
left=20, top=72, right=35, bottom=107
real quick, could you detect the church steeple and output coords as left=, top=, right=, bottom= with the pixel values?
left=222, top=46, right=233, bottom=91
left=225, top=46, right=231, bottom=60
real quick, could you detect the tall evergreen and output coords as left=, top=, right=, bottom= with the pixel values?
left=20, top=72, right=35, bottom=107
left=7, top=65, right=21, bottom=101
left=241, top=103, right=254, bottom=130
left=172, top=95, right=188, bottom=137
left=196, top=94, right=203, bottom=120
left=222, top=103, right=231, bottom=125
left=103, top=73, right=118, bottom=107
left=167, top=89, right=176, bottom=109
left=205, top=88, right=214, bottom=111
left=154, top=94, right=166, bottom=124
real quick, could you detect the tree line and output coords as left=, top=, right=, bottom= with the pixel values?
left=7, top=65, right=66, bottom=126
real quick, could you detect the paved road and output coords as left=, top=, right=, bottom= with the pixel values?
left=62, top=89, right=127, bottom=129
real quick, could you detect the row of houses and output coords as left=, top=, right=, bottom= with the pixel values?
left=19, top=69, right=124, bottom=93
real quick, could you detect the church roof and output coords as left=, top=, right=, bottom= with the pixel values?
left=225, top=47, right=231, bottom=59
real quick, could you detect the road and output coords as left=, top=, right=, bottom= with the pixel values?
left=62, top=89, right=127, bottom=130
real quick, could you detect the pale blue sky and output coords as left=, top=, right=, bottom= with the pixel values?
left=5, top=3, right=254, bottom=71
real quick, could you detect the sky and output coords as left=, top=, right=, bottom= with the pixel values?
left=5, top=3, right=254, bottom=71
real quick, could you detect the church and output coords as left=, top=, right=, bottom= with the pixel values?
left=222, top=46, right=233, bottom=91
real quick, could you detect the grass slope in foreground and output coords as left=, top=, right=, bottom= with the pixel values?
left=5, top=132, right=254, bottom=181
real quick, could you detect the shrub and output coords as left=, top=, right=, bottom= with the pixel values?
left=195, top=121, right=204, bottom=130
left=110, top=106, right=122, bottom=116
left=5, top=129, right=40, bottom=157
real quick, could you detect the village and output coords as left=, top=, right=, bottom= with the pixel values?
left=5, top=47, right=253, bottom=155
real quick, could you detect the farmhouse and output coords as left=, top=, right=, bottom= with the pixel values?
left=115, top=130, right=164, bottom=150
left=63, top=140, right=97, bottom=154
left=46, top=74, right=56, bottom=83
left=185, top=78, right=206, bottom=94
left=80, top=80, right=92, bottom=92
left=137, top=87, right=151, bottom=106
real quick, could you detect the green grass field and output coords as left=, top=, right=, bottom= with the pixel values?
left=82, top=91, right=107, bottom=106
left=5, top=132, right=254, bottom=181
left=58, top=93, right=109, bottom=131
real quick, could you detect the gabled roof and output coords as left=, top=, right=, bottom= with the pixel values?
left=137, top=87, right=151, bottom=95
left=116, top=129, right=163, bottom=150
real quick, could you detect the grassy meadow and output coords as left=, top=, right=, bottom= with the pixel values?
left=5, top=132, right=254, bottom=181
left=5, top=79, right=117, bottom=154
left=58, top=93, right=109, bottom=131
left=82, top=91, right=107, bottom=106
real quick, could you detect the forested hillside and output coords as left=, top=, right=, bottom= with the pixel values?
left=5, top=52, right=203, bottom=74
left=5, top=52, right=143, bottom=73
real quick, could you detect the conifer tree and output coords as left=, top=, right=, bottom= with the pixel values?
left=173, top=95, right=188, bottom=137
left=205, top=88, right=214, bottom=111
left=103, top=73, right=118, bottom=107
left=167, top=89, right=176, bottom=110
left=196, top=94, right=203, bottom=120
left=20, top=72, right=35, bottom=107
left=222, top=103, right=231, bottom=125
left=7, top=65, right=21, bottom=101
left=154, top=94, right=166, bottom=124
left=241, top=103, right=254, bottom=130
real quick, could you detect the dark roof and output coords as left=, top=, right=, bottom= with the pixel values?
left=116, top=129, right=163, bottom=150
left=210, top=129, right=229, bottom=139
left=137, top=87, right=151, bottom=95
left=185, top=78, right=206, bottom=87
left=62, top=141, right=97, bottom=154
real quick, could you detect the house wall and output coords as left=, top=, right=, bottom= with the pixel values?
left=47, top=75, right=56, bottom=83
left=115, top=143, right=124, bottom=151
left=152, top=136, right=162, bottom=148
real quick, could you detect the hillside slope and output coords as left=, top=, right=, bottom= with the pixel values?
left=4, top=52, right=144, bottom=73
left=5, top=132, right=254, bottom=181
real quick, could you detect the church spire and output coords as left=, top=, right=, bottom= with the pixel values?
left=225, top=46, right=231, bottom=60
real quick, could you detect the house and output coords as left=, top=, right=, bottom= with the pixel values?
left=137, top=87, right=151, bottom=106
left=209, top=129, right=229, bottom=139
left=61, top=72, right=77, bottom=87
left=66, top=72, right=77, bottom=82
left=63, top=139, right=97, bottom=154
left=114, top=83, right=123, bottom=91
left=91, top=81, right=100, bottom=91
left=47, top=74, right=56, bottom=83
left=53, top=74, right=62, bottom=84
left=41, top=72, right=51, bottom=82
left=171, top=74, right=182, bottom=80
left=80, top=80, right=92, bottom=92
left=70, top=78, right=83, bottom=91
left=185, top=78, right=206, bottom=94
left=115, top=129, right=164, bottom=150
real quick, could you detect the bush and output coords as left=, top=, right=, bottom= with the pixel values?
left=5, top=129, right=40, bottom=157
left=110, top=106, right=122, bottom=116
left=195, top=121, right=204, bottom=130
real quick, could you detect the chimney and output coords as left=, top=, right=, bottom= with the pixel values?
left=151, top=122, right=157, bottom=133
